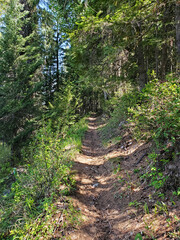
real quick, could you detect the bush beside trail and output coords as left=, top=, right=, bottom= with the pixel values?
left=0, top=118, right=88, bottom=239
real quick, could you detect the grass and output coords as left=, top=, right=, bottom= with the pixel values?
left=0, top=117, right=88, bottom=239
left=102, top=135, right=122, bottom=147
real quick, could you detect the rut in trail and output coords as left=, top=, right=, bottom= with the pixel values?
left=68, top=116, right=123, bottom=240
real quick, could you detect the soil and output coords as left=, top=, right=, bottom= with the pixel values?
left=65, top=115, right=180, bottom=240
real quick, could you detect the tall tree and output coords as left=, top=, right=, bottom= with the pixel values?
left=0, top=0, right=42, bottom=162
left=176, top=1, right=180, bottom=74
left=40, top=0, right=69, bottom=104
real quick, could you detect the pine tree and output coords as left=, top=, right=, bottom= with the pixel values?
left=41, top=0, right=70, bottom=105
left=0, top=0, right=42, bottom=163
left=176, top=2, right=180, bottom=74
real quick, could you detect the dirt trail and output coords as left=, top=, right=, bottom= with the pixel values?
left=67, top=116, right=128, bottom=240
left=65, top=115, right=180, bottom=240
left=65, top=114, right=180, bottom=240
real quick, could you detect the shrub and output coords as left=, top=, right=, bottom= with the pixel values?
left=128, top=75, right=179, bottom=147
left=100, top=87, right=141, bottom=141
left=0, top=118, right=87, bottom=239
left=0, top=143, right=11, bottom=177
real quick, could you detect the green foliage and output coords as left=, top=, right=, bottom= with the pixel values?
left=102, top=135, right=122, bottom=148
left=0, top=143, right=12, bottom=193
left=68, top=0, right=177, bottom=111
left=141, top=165, right=168, bottom=190
left=153, top=201, right=168, bottom=216
left=128, top=76, right=180, bottom=146
left=109, top=88, right=140, bottom=121
left=48, top=83, right=81, bottom=134
left=0, top=118, right=87, bottom=239
left=113, top=163, right=121, bottom=174
left=135, top=233, right=143, bottom=240
left=102, top=75, right=179, bottom=195
left=62, top=117, right=88, bottom=151
left=0, top=143, right=11, bottom=175
left=100, top=85, right=141, bottom=141
left=0, top=0, right=9, bottom=15
left=173, top=187, right=180, bottom=197
left=134, top=168, right=140, bottom=174
left=129, top=200, right=142, bottom=208
left=0, top=0, right=179, bottom=238
left=144, top=202, right=149, bottom=214
left=0, top=0, right=42, bottom=159
left=141, top=153, right=169, bottom=190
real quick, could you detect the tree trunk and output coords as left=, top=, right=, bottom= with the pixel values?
left=176, top=2, right=180, bottom=75
left=161, top=42, right=167, bottom=80
left=56, top=31, right=60, bottom=90
left=136, top=37, right=147, bottom=90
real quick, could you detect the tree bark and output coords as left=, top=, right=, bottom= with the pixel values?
left=56, top=31, right=60, bottom=90
left=176, top=2, right=180, bottom=75
left=136, top=37, right=147, bottom=90
left=161, top=42, right=167, bottom=80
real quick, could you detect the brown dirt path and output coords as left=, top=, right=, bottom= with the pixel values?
left=65, top=115, right=180, bottom=240
left=66, top=116, right=131, bottom=240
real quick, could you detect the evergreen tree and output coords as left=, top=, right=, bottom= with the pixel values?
left=41, top=5, right=65, bottom=104
left=41, top=0, right=74, bottom=104
left=176, top=1, right=180, bottom=74
left=0, top=0, right=42, bottom=162
left=65, top=0, right=177, bottom=108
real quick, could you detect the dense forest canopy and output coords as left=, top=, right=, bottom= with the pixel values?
left=0, top=0, right=179, bottom=239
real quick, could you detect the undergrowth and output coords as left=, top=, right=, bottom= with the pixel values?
left=100, top=76, right=179, bottom=194
left=0, top=117, right=88, bottom=239
left=101, top=75, right=179, bottom=149
left=0, top=143, right=11, bottom=186
left=100, top=75, right=179, bottom=239
left=128, top=75, right=179, bottom=146
left=100, top=83, right=140, bottom=144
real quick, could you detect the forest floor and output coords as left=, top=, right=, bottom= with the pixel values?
left=65, top=115, right=180, bottom=240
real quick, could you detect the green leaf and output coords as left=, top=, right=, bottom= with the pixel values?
left=135, top=233, right=142, bottom=240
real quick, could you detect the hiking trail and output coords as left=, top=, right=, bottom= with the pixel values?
left=65, top=115, right=179, bottom=240
left=67, top=115, right=139, bottom=240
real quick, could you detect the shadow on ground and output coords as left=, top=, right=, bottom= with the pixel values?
left=65, top=115, right=155, bottom=240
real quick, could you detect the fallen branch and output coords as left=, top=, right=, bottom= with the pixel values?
left=134, top=152, right=148, bottom=166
